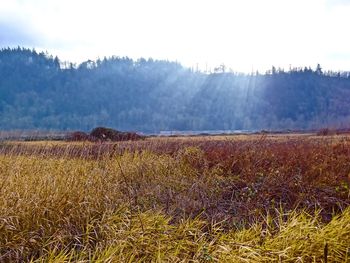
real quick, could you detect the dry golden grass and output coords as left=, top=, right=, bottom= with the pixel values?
left=0, top=135, right=350, bottom=262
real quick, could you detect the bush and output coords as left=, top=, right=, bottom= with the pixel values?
left=317, top=128, right=334, bottom=136
left=66, top=131, right=91, bottom=141
left=90, top=127, right=144, bottom=141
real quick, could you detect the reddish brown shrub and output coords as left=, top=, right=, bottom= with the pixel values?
left=67, top=131, right=90, bottom=141
left=90, top=127, right=144, bottom=141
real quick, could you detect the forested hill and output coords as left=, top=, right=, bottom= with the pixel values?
left=1, top=47, right=350, bottom=132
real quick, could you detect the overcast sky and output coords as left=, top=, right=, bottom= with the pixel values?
left=1, top=0, right=350, bottom=72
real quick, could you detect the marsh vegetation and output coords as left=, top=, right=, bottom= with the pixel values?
left=0, top=134, right=350, bottom=262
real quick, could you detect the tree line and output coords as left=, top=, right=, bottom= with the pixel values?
left=1, top=47, right=350, bottom=132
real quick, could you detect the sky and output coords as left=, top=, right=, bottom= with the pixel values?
left=0, top=0, right=350, bottom=72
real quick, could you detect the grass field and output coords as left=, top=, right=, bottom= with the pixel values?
left=0, top=134, right=350, bottom=262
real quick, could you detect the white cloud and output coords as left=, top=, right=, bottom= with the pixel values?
left=0, top=0, right=349, bottom=72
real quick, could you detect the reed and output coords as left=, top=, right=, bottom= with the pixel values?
left=0, top=135, right=349, bottom=262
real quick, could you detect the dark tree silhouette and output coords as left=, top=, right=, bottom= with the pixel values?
left=1, top=47, right=350, bottom=132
